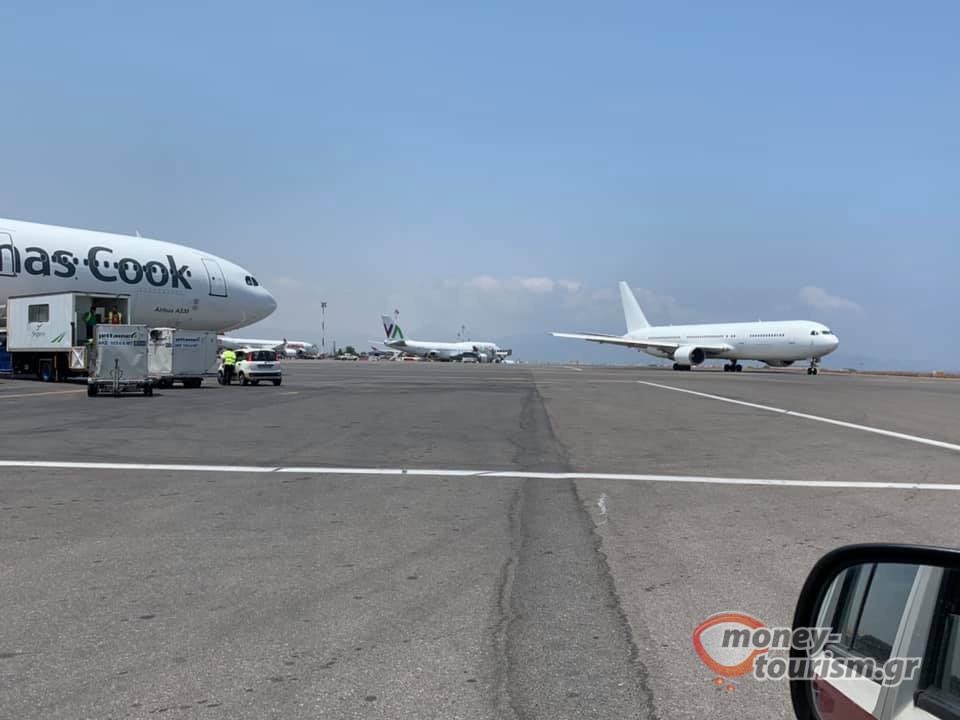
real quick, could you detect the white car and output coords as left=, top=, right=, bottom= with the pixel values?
left=218, top=348, right=282, bottom=386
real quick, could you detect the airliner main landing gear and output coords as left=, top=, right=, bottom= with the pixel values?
left=672, top=363, right=692, bottom=371
left=807, top=359, right=821, bottom=376
left=723, top=363, right=743, bottom=373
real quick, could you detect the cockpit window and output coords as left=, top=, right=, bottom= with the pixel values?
left=811, top=330, right=819, bottom=335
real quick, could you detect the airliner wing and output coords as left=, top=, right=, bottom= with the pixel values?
left=551, top=332, right=731, bottom=355
left=551, top=332, right=678, bottom=350
left=219, top=337, right=285, bottom=352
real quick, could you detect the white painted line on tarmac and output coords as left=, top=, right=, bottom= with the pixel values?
left=561, top=366, right=585, bottom=372
left=0, top=389, right=85, bottom=400
left=1, top=459, right=959, bottom=491
left=0, top=460, right=278, bottom=473
left=636, top=380, right=960, bottom=454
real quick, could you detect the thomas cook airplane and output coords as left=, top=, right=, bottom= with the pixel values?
left=553, top=282, right=839, bottom=374
left=0, top=218, right=277, bottom=331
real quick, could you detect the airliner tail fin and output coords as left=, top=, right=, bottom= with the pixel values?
left=381, top=314, right=405, bottom=341
left=619, top=281, right=650, bottom=333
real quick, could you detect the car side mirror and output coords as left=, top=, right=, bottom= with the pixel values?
left=790, top=544, right=960, bottom=720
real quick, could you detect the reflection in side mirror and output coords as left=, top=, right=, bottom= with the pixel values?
left=789, top=544, right=960, bottom=720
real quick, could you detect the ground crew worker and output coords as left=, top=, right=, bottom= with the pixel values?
left=221, top=349, right=237, bottom=385
left=82, top=305, right=98, bottom=342
left=109, top=306, right=123, bottom=324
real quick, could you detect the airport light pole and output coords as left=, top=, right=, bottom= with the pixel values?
left=321, top=301, right=327, bottom=356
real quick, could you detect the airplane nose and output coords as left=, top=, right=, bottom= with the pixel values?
left=249, top=288, right=278, bottom=324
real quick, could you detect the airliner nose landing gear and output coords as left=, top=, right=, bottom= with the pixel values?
left=807, top=359, right=821, bottom=375
left=723, top=363, right=743, bottom=373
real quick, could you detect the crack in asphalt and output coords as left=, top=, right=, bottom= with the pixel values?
left=489, top=382, right=659, bottom=719
left=492, top=487, right=524, bottom=720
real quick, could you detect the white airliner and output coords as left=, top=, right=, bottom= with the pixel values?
left=279, top=340, right=320, bottom=358
left=219, top=337, right=320, bottom=358
left=553, top=282, right=840, bottom=374
left=0, top=218, right=277, bottom=331
left=380, top=315, right=503, bottom=362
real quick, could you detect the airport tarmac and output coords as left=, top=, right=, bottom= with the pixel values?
left=1, top=362, right=959, bottom=719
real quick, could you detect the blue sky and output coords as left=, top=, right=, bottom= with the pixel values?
left=1, top=2, right=957, bottom=368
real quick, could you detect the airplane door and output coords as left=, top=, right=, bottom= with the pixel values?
left=201, top=258, right=228, bottom=297
left=0, top=232, right=17, bottom=277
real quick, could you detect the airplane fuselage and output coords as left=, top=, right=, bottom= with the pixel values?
left=0, top=219, right=277, bottom=331
left=387, top=339, right=499, bottom=361
left=631, top=320, right=838, bottom=363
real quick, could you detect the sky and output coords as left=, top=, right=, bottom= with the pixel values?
left=1, top=1, right=957, bottom=368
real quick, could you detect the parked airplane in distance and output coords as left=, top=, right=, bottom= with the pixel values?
left=553, top=281, right=839, bottom=374
left=380, top=315, right=505, bottom=362
left=0, top=218, right=277, bottom=331
left=219, top=337, right=320, bottom=358
left=281, top=340, right=321, bottom=358
left=369, top=345, right=402, bottom=360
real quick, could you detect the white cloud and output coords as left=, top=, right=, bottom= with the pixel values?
left=460, top=275, right=582, bottom=295
left=464, top=274, right=501, bottom=291
left=515, top=276, right=555, bottom=293
left=798, top=286, right=862, bottom=313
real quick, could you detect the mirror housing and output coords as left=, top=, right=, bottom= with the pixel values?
left=790, top=543, right=960, bottom=720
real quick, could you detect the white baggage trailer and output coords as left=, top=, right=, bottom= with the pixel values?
left=87, top=324, right=154, bottom=397
left=147, top=328, right=218, bottom=388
